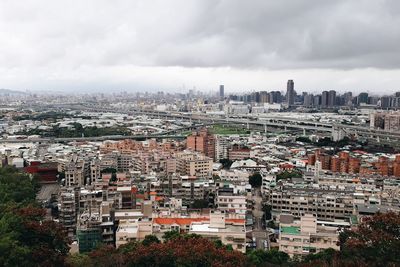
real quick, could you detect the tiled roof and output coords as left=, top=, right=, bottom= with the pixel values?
left=153, top=217, right=245, bottom=225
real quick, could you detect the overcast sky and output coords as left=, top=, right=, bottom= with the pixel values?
left=0, top=0, right=400, bottom=94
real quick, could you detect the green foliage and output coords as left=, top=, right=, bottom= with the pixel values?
left=162, top=230, right=181, bottom=241
left=249, top=172, right=263, bottom=188
left=101, top=167, right=117, bottom=174
left=12, top=111, right=72, bottom=121
left=210, top=124, right=250, bottom=135
left=191, top=199, right=210, bottom=209
left=19, top=123, right=131, bottom=138
left=141, top=235, right=160, bottom=246
left=0, top=167, right=70, bottom=266
left=266, top=220, right=278, bottom=229
left=302, top=248, right=337, bottom=264
left=315, top=137, right=351, bottom=147
left=219, top=158, right=233, bottom=169
left=276, top=169, right=303, bottom=181
left=0, top=166, right=39, bottom=210
left=247, top=248, right=290, bottom=266
left=338, top=211, right=400, bottom=266
left=65, top=253, right=92, bottom=266
left=296, top=136, right=312, bottom=143
left=262, top=204, right=272, bottom=221
left=212, top=174, right=221, bottom=180
left=69, top=236, right=248, bottom=267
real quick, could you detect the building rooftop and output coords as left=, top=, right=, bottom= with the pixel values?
left=281, top=226, right=301, bottom=235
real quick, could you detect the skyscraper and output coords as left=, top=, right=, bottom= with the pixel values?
left=343, top=92, right=353, bottom=106
left=321, top=91, right=329, bottom=108
left=286, top=80, right=295, bottom=107
left=314, top=95, right=322, bottom=106
left=328, top=90, right=336, bottom=107
left=357, top=92, right=369, bottom=105
left=303, top=93, right=314, bottom=107
left=219, top=85, right=224, bottom=100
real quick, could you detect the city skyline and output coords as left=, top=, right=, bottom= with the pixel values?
left=0, top=1, right=400, bottom=93
left=1, top=1, right=400, bottom=265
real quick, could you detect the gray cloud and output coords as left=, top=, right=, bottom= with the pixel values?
left=1, top=0, right=399, bottom=69
left=0, top=0, right=400, bottom=92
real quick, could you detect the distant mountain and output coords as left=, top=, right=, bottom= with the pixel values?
left=0, top=88, right=27, bottom=95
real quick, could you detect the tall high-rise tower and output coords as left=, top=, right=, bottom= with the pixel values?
left=321, top=91, right=329, bottom=108
left=219, top=85, right=224, bottom=100
left=286, top=80, right=295, bottom=107
left=328, top=90, right=337, bottom=107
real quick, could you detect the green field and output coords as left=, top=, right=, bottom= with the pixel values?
left=209, top=124, right=250, bottom=135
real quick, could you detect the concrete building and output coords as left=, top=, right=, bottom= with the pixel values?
left=215, top=136, right=229, bottom=161
left=216, top=192, right=247, bottom=219
left=321, top=91, right=329, bottom=108
left=186, top=128, right=216, bottom=160
left=328, top=90, right=336, bottom=107
left=116, top=218, right=153, bottom=248
left=176, top=151, right=213, bottom=178
left=286, top=80, right=295, bottom=107
left=219, top=85, right=224, bottom=100
left=228, top=147, right=251, bottom=161
left=189, top=211, right=247, bottom=253
left=65, top=159, right=87, bottom=187
left=279, top=214, right=340, bottom=257
left=59, top=188, right=79, bottom=238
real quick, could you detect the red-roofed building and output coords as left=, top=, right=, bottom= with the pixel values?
left=24, top=161, right=58, bottom=183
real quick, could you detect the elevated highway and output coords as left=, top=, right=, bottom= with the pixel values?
left=24, top=104, right=400, bottom=145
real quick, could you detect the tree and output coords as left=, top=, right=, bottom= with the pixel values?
left=0, top=167, right=70, bottom=267
left=338, top=211, right=400, bottom=266
left=142, top=235, right=160, bottom=246
left=126, top=236, right=246, bottom=267
left=101, top=167, right=117, bottom=174
left=266, top=220, right=278, bottom=229
left=302, top=248, right=338, bottom=265
left=219, top=159, right=233, bottom=169
left=247, top=248, right=290, bottom=266
left=276, top=169, right=302, bottom=181
left=191, top=199, right=210, bottom=209
left=249, top=172, right=262, bottom=188
left=0, top=166, right=39, bottom=208
left=68, top=235, right=248, bottom=267
left=262, top=204, right=272, bottom=220
left=162, top=230, right=181, bottom=241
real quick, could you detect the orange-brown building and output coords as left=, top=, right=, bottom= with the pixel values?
left=330, top=156, right=341, bottom=173
left=307, top=154, right=316, bottom=165
left=186, top=128, right=216, bottom=160
left=228, top=147, right=251, bottom=161
left=393, top=155, right=400, bottom=177
left=339, top=159, right=349, bottom=173
left=348, top=157, right=361, bottom=174
left=319, top=154, right=331, bottom=170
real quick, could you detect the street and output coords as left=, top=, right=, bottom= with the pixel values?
left=252, top=188, right=268, bottom=250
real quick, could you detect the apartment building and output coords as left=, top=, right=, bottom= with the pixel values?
left=176, top=151, right=213, bottom=178
left=186, top=128, right=216, bottom=160
left=150, top=175, right=206, bottom=205
left=116, top=218, right=153, bottom=248
left=216, top=191, right=247, bottom=219
left=228, top=147, right=251, bottom=161
left=59, top=188, right=79, bottom=238
left=65, top=160, right=87, bottom=187
left=216, top=169, right=249, bottom=184
left=189, top=211, right=247, bottom=253
left=269, top=186, right=355, bottom=221
left=279, top=214, right=340, bottom=257
left=215, top=135, right=229, bottom=161
left=76, top=201, right=115, bottom=252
